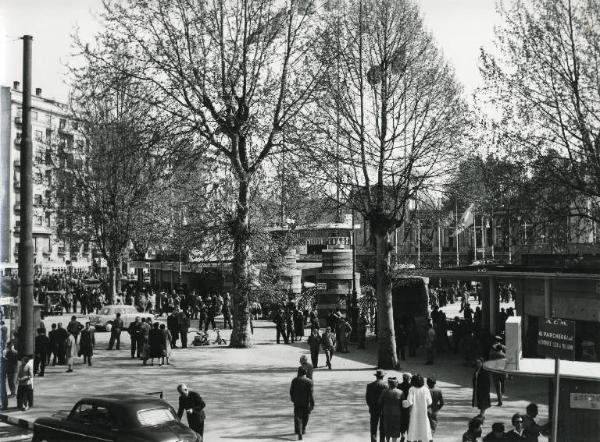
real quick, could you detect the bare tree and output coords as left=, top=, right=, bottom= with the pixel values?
left=82, top=0, right=323, bottom=345
left=53, top=56, right=180, bottom=303
left=306, top=0, right=469, bottom=368
left=481, top=0, right=600, bottom=226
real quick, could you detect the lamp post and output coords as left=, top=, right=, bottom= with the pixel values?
left=177, top=201, right=189, bottom=290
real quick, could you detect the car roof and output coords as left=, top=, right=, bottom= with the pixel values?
left=78, top=394, right=168, bottom=411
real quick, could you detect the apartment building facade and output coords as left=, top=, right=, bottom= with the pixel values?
left=0, top=82, right=92, bottom=275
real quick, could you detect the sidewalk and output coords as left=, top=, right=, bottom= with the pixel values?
left=2, top=318, right=549, bottom=441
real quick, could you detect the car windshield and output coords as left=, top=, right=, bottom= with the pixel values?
left=137, top=408, right=177, bottom=427
left=100, top=307, right=112, bottom=315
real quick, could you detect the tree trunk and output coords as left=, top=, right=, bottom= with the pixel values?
left=108, top=261, right=118, bottom=304
left=373, top=228, right=398, bottom=369
left=229, top=178, right=253, bottom=348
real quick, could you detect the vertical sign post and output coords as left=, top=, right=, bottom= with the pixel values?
left=19, top=35, right=34, bottom=358
left=537, top=318, right=575, bottom=442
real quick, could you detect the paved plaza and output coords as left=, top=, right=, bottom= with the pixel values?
left=1, top=306, right=550, bottom=442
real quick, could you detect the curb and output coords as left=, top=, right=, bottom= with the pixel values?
left=0, top=412, right=35, bottom=430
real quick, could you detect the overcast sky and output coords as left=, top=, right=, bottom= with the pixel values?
left=0, top=0, right=500, bottom=103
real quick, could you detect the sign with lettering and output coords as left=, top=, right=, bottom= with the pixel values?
left=316, top=283, right=327, bottom=290
left=570, top=393, right=600, bottom=410
left=537, top=318, right=575, bottom=360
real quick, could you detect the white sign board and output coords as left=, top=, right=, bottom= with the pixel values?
left=570, top=393, right=600, bottom=410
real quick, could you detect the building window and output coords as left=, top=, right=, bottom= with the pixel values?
left=46, top=114, right=52, bottom=124
left=31, top=111, right=38, bottom=121
left=34, top=215, right=43, bottom=226
left=35, top=130, right=43, bottom=141
left=34, top=194, right=43, bottom=206
left=59, top=119, right=67, bottom=129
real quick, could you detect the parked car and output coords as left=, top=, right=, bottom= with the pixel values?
left=32, top=394, right=201, bottom=442
left=88, top=305, right=141, bottom=331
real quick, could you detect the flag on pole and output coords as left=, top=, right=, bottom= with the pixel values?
left=451, top=203, right=475, bottom=237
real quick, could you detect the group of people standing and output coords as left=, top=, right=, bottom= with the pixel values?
left=366, top=370, right=443, bottom=442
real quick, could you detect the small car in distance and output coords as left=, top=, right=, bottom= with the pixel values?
left=88, top=305, right=141, bottom=331
left=32, top=394, right=201, bottom=442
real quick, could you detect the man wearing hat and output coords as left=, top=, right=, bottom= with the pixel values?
left=484, top=422, right=508, bottom=441
left=366, top=369, right=388, bottom=442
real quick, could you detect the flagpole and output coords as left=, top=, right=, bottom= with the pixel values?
left=455, top=201, right=459, bottom=266
left=438, top=219, right=442, bottom=269
left=473, top=214, right=477, bottom=263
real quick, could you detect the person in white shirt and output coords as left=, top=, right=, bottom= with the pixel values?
left=16, top=355, right=34, bottom=411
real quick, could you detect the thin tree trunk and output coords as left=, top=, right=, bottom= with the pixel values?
left=108, top=261, right=118, bottom=304
left=373, top=228, right=398, bottom=369
left=229, top=177, right=253, bottom=348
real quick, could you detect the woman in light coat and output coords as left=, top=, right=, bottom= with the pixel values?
left=65, top=331, right=77, bottom=373
left=404, top=373, right=433, bottom=442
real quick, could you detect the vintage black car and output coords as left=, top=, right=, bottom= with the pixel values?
left=32, top=394, right=201, bottom=442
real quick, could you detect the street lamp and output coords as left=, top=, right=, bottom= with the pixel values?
left=177, top=200, right=189, bottom=290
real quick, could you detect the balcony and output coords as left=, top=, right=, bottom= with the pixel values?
left=14, top=227, right=20, bottom=234
left=14, top=159, right=20, bottom=168
left=14, top=138, right=21, bottom=148
left=14, top=203, right=20, bottom=213
left=14, top=181, right=20, bottom=190
left=58, top=125, right=73, bottom=135
left=15, top=116, right=22, bottom=125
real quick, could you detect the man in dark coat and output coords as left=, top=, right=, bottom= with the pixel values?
left=307, top=328, right=321, bottom=368
left=107, top=312, right=123, bottom=350
left=34, top=328, right=51, bottom=376
left=290, top=366, right=314, bottom=440
left=48, top=323, right=60, bottom=366
left=55, top=323, right=68, bottom=364
left=177, top=383, right=206, bottom=437
left=365, top=369, right=388, bottom=442
left=128, top=317, right=142, bottom=359
left=472, top=358, right=491, bottom=419
left=167, top=311, right=180, bottom=348
left=176, top=309, right=190, bottom=348
left=427, top=377, right=444, bottom=434
left=522, top=403, right=551, bottom=442
left=274, top=309, right=288, bottom=344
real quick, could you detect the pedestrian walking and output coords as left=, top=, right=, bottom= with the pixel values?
left=338, top=317, right=352, bottom=353
left=425, top=321, right=436, bottom=365
left=107, top=312, right=123, bottom=350
left=67, top=315, right=81, bottom=344
left=167, top=311, right=180, bottom=348
left=357, top=312, right=368, bottom=349
left=4, top=342, right=18, bottom=400
left=307, top=328, right=321, bottom=368
left=177, top=383, right=206, bottom=437
left=177, top=309, right=190, bottom=349
left=290, top=366, right=314, bottom=440
left=299, top=355, right=314, bottom=380
left=472, top=358, right=491, bottom=419
left=16, top=355, right=34, bottom=411
left=79, top=322, right=95, bottom=366
left=0, top=349, right=7, bottom=410
left=48, top=323, right=60, bottom=366
left=395, top=323, right=407, bottom=361
left=427, top=377, right=444, bottom=434
left=159, top=324, right=170, bottom=365
left=404, top=373, right=433, bottom=442
left=148, top=322, right=163, bottom=366
left=293, top=308, right=305, bottom=342
left=274, top=309, right=288, bottom=344
left=378, top=377, right=405, bottom=442
left=128, top=317, right=142, bottom=359
left=34, top=328, right=51, bottom=376
left=66, top=330, right=77, bottom=373
left=366, top=369, right=388, bottom=442
left=321, top=326, right=335, bottom=369
left=488, top=343, right=506, bottom=406
left=398, top=373, right=411, bottom=440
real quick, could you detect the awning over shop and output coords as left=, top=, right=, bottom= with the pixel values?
left=484, top=358, right=600, bottom=382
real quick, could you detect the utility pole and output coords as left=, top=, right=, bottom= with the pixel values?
left=19, top=35, right=34, bottom=358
